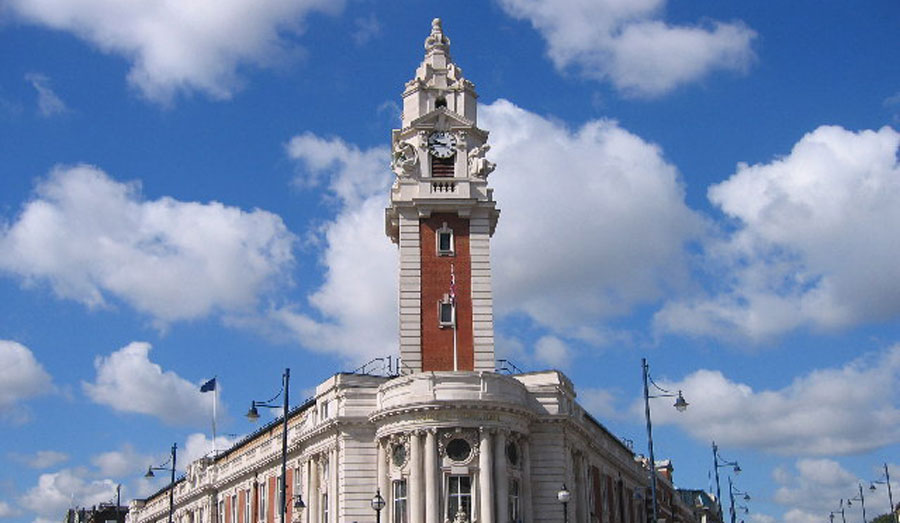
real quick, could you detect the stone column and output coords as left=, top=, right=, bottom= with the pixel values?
left=479, top=429, right=494, bottom=523
left=425, top=430, right=438, bottom=523
left=410, top=432, right=424, bottom=523
left=377, top=439, right=390, bottom=523
left=495, top=431, right=508, bottom=523
left=329, top=447, right=338, bottom=523
left=307, top=458, right=318, bottom=523
left=521, top=441, right=532, bottom=523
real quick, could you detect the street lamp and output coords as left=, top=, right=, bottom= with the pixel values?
left=558, top=484, right=571, bottom=523
left=869, top=463, right=895, bottom=523
left=144, top=443, right=177, bottom=523
left=370, top=489, right=385, bottom=523
left=642, top=358, right=688, bottom=523
left=247, top=368, right=291, bottom=523
left=848, top=483, right=868, bottom=523
left=727, top=477, right=750, bottom=523
left=830, top=500, right=847, bottom=523
left=712, top=442, right=741, bottom=523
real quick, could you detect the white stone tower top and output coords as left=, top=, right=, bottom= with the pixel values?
left=401, top=18, right=478, bottom=127
left=385, top=19, right=498, bottom=373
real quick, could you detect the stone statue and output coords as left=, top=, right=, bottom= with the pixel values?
left=468, top=144, right=495, bottom=178
left=392, top=140, right=418, bottom=177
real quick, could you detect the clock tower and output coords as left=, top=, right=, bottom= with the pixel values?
left=385, top=19, right=499, bottom=373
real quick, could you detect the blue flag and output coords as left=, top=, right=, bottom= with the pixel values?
left=200, top=378, right=216, bottom=393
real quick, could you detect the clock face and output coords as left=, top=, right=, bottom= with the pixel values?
left=428, top=131, right=457, bottom=158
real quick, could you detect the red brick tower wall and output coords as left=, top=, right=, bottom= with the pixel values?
left=420, top=213, right=474, bottom=371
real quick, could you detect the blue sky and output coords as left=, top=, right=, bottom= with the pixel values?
left=1, top=1, right=899, bottom=523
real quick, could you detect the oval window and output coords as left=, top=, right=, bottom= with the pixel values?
left=392, top=444, right=407, bottom=467
left=446, top=438, right=472, bottom=462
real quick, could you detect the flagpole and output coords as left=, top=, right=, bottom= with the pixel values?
left=451, top=264, right=458, bottom=371
left=212, top=383, right=218, bottom=456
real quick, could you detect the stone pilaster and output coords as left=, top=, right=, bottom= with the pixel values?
left=495, top=431, right=509, bottom=523
left=410, top=432, right=425, bottom=523
left=479, top=429, right=494, bottom=523
left=425, top=430, right=438, bottom=523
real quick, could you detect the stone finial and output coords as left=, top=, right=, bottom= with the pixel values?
left=425, top=17, right=450, bottom=52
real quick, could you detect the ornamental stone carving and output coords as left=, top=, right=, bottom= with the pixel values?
left=467, top=145, right=495, bottom=178
left=392, top=140, right=418, bottom=177
left=438, top=429, right=479, bottom=465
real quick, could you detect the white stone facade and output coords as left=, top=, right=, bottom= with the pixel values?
left=128, top=370, right=653, bottom=523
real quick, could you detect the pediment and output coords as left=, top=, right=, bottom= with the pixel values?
left=409, top=107, right=475, bottom=130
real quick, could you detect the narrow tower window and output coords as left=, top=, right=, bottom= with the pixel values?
left=438, top=294, right=455, bottom=328
left=436, top=222, right=454, bottom=255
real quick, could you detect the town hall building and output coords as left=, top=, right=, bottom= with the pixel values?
left=126, top=19, right=692, bottom=523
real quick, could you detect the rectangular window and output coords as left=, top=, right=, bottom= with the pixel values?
left=321, top=494, right=328, bottom=523
left=231, top=494, right=237, bottom=523
left=447, top=476, right=471, bottom=521
left=439, top=298, right=455, bottom=327
left=293, top=468, right=301, bottom=508
left=218, top=501, right=224, bottom=523
left=393, top=480, right=408, bottom=523
left=199, top=508, right=204, bottom=523
left=259, top=482, right=267, bottom=523
left=435, top=222, right=455, bottom=256
left=244, top=490, right=251, bottom=523
left=276, top=474, right=282, bottom=517
left=509, top=479, right=520, bottom=523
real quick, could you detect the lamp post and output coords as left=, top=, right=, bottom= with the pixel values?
left=642, top=358, right=688, bottom=523
left=831, top=500, right=847, bottom=523
left=727, top=477, right=750, bottom=523
left=144, top=443, right=177, bottom=523
left=558, top=484, right=571, bottom=523
left=247, top=368, right=290, bottom=523
left=869, top=463, right=895, bottom=523
left=371, top=489, right=385, bottom=523
left=848, top=483, right=868, bottom=523
left=712, top=442, right=741, bottom=523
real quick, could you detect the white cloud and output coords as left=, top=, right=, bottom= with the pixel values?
left=483, top=100, right=704, bottom=334
left=19, top=469, right=117, bottom=520
left=6, top=0, right=344, bottom=103
left=9, top=450, right=69, bottom=469
left=656, top=125, right=900, bottom=342
left=182, top=433, right=240, bottom=466
left=533, top=335, right=572, bottom=369
left=24, top=73, right=68, bottom=117
left=496, top=0, right=756, bottom=97
left=0, top=501, right=18, bottom=518
left=91, top=444, right=152, bottom=478
left=0, top=340, right=53, bottom=417
left=646, top=344, right=900, bottom=455
left=82, top=342, right=216, bottom=425
left=774, top=459, right=859, bottom=523
left=0, top=165, right=295, bottom=327
left=268, top=134, right=397, bottom=361
left=352, top=14, right=381, bottom=46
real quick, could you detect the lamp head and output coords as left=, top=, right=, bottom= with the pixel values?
left=674, top=391, right=689, bottom=412
left=293, top=495, right=305, bottom=510
left=869, top=483, right=877, bottom=491
left=743, top=494, right=751, bottom=502
left=371, top=489, right=385, bottom=512
left=558, top=484, right=571, bottom=504
left=246, top=402, right=260, bottom=422
left=733, top=463, right=742, bottom=474
left=144, top=467, right=155, bottom=479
